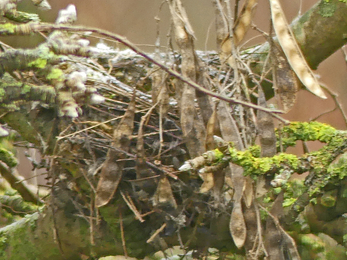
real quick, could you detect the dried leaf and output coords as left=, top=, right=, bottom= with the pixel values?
left=264, top=192, right=285, bottom=260
left=169, top=0, right=206, bottom=158
left=95, top=95, right=136, bottom=208
left=153, top=177, right=177, bottom=209
left=264, top=217, right=285, bottom=260
left=212, top=169, right=226, bottom=201
left=151, top=70, right=170, bottom=117
left=243, top=176, right=253, bottom=208
left=136, top=115, right=146, bottom=180
left=229, top=164, right=246, bottom=248
left=265, top=191, right=301, bottom=259
left=135, top=114, right=156, bottom=193
left=205, top=105, right=218, bottom=151
left=198, top=164, right=226, bottom=197
left=272, top=46, right=299, bottom=112
left=213, top=0, right=229, bottom=48
left=257, top=86, right=276, bottom=157
left=195, top=60, right=214, bottom=125
left=230, top=201, right=247, bottom=249
left=233, top=0, right=258, bottom=46
left=220, top=38, right=236, bottom=66
left=269, top=0, right=327, bottom=99
left=219, top=0, right=257, bottom=64
left=255, top=175, right=268, bottom=198
left=243, top=201, right=259, bottom=257
left=217, top=101, right=244, bottom=150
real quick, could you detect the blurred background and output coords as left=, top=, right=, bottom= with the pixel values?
left=3, top=0, right=347, bottom=179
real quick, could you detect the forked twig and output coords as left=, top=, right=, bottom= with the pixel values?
left=120, top=191, right=145, bottom=222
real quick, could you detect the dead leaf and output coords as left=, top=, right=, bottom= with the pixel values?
left=272, top=45, right=299, bottom=112
left=233, top=0, right=258, bottom=46
left=153, top=176, right=177, bottom=209
left=257, top=86, right=276, bottom=157
left=95, top=94, right=136, bottom=207
left=264, top=192, right=285, bottom=260
left=213, top=0, right=229, bottom=49
left=243, top=201, right=259, bottom=257
left=151, top=70, right=170, bottom=118
left=168, top=0, right=206, bottom=158
left=205, top=105, right=218, bottom=151
left=243, top=176, right=253, bottom=208
left=269, top=0, right=327, bottom=99
left=217, top=101, right=244, bottom=150
left=229, top=164, right=246, bottom=248
left=230, top=201, right=247, bottom=249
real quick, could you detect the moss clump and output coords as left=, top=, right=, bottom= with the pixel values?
left=28, top=58, right=48, bottom=69
left=319, top=1, right=337, bottom=17
left=0, top=148, right=18, bottom=168
left=279, top=121, right=337, bottom=150
left=46, top=68, right=64, bottom=81
left=228, top=147, right=299, bottom=176
left=0, top=23, right=17, bottom=35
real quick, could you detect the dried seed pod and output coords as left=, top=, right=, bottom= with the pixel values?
left=272, top=45, right=299, bottom=112
left=233, top=0, right=258, bottom=46
left=95, top=95, right=136, bottom=207
left=153, top=177, right=177, bottom=209
left=229, top=165, right=246, bottom=249
left=269, top=0, right=327, bottom=99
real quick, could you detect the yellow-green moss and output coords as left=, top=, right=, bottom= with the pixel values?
left=228, top=147, right=299, bottom=176
left=0, top=148, right=17, bottom=168
left=46, top=68, right=64, bottom=81
left=320, top=1, right=337, bottom=17
left=28, top=58, right=47, bottom=69
left=0, top=23, right=17, bottom=35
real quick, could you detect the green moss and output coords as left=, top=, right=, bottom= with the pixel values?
left=0, top=23, right=17, bottom=35
left=0, top=148, right=18, bottom=168
left=46, top=68, right=64, bottom=81
left=229, top=147, right=299, bottom=176
left=0, top=88, right=5, bottom=98
left=28, top=58, right=47, bottom=69
left=0, top=213, right=41, bottom=259
left=319, top=1, right=337, bottom=17
left=299, top=234, right=325, bottom=252
left=21, top=84, right=31, bottom=95
left=320, top=191, right=337, bottom=207
left=279, top=122, right=337, bottom=150
left=0, top=236, right=8, bottom=258
left=283, top=179, right=307, bottom=207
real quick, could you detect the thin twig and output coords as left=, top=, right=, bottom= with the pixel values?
left=146, top=223, right=167, bottom=243
left=119, top=208, right=128, bottom=258
left=312, top=84, right=347, bottom=127
left=120, top=191, right=145, bottom=222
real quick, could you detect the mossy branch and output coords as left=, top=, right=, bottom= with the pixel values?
left=180, top=121, right=347, bottom=194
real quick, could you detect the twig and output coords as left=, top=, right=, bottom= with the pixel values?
left=146, top=223, right=167, bottom=243
left=119, top=208, right=128, bottom=258
left=57, top=115, right=123, bottom=140
left=120, top=191, right=145, bottom=222
left=312, top=84, right=347, bottom=127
